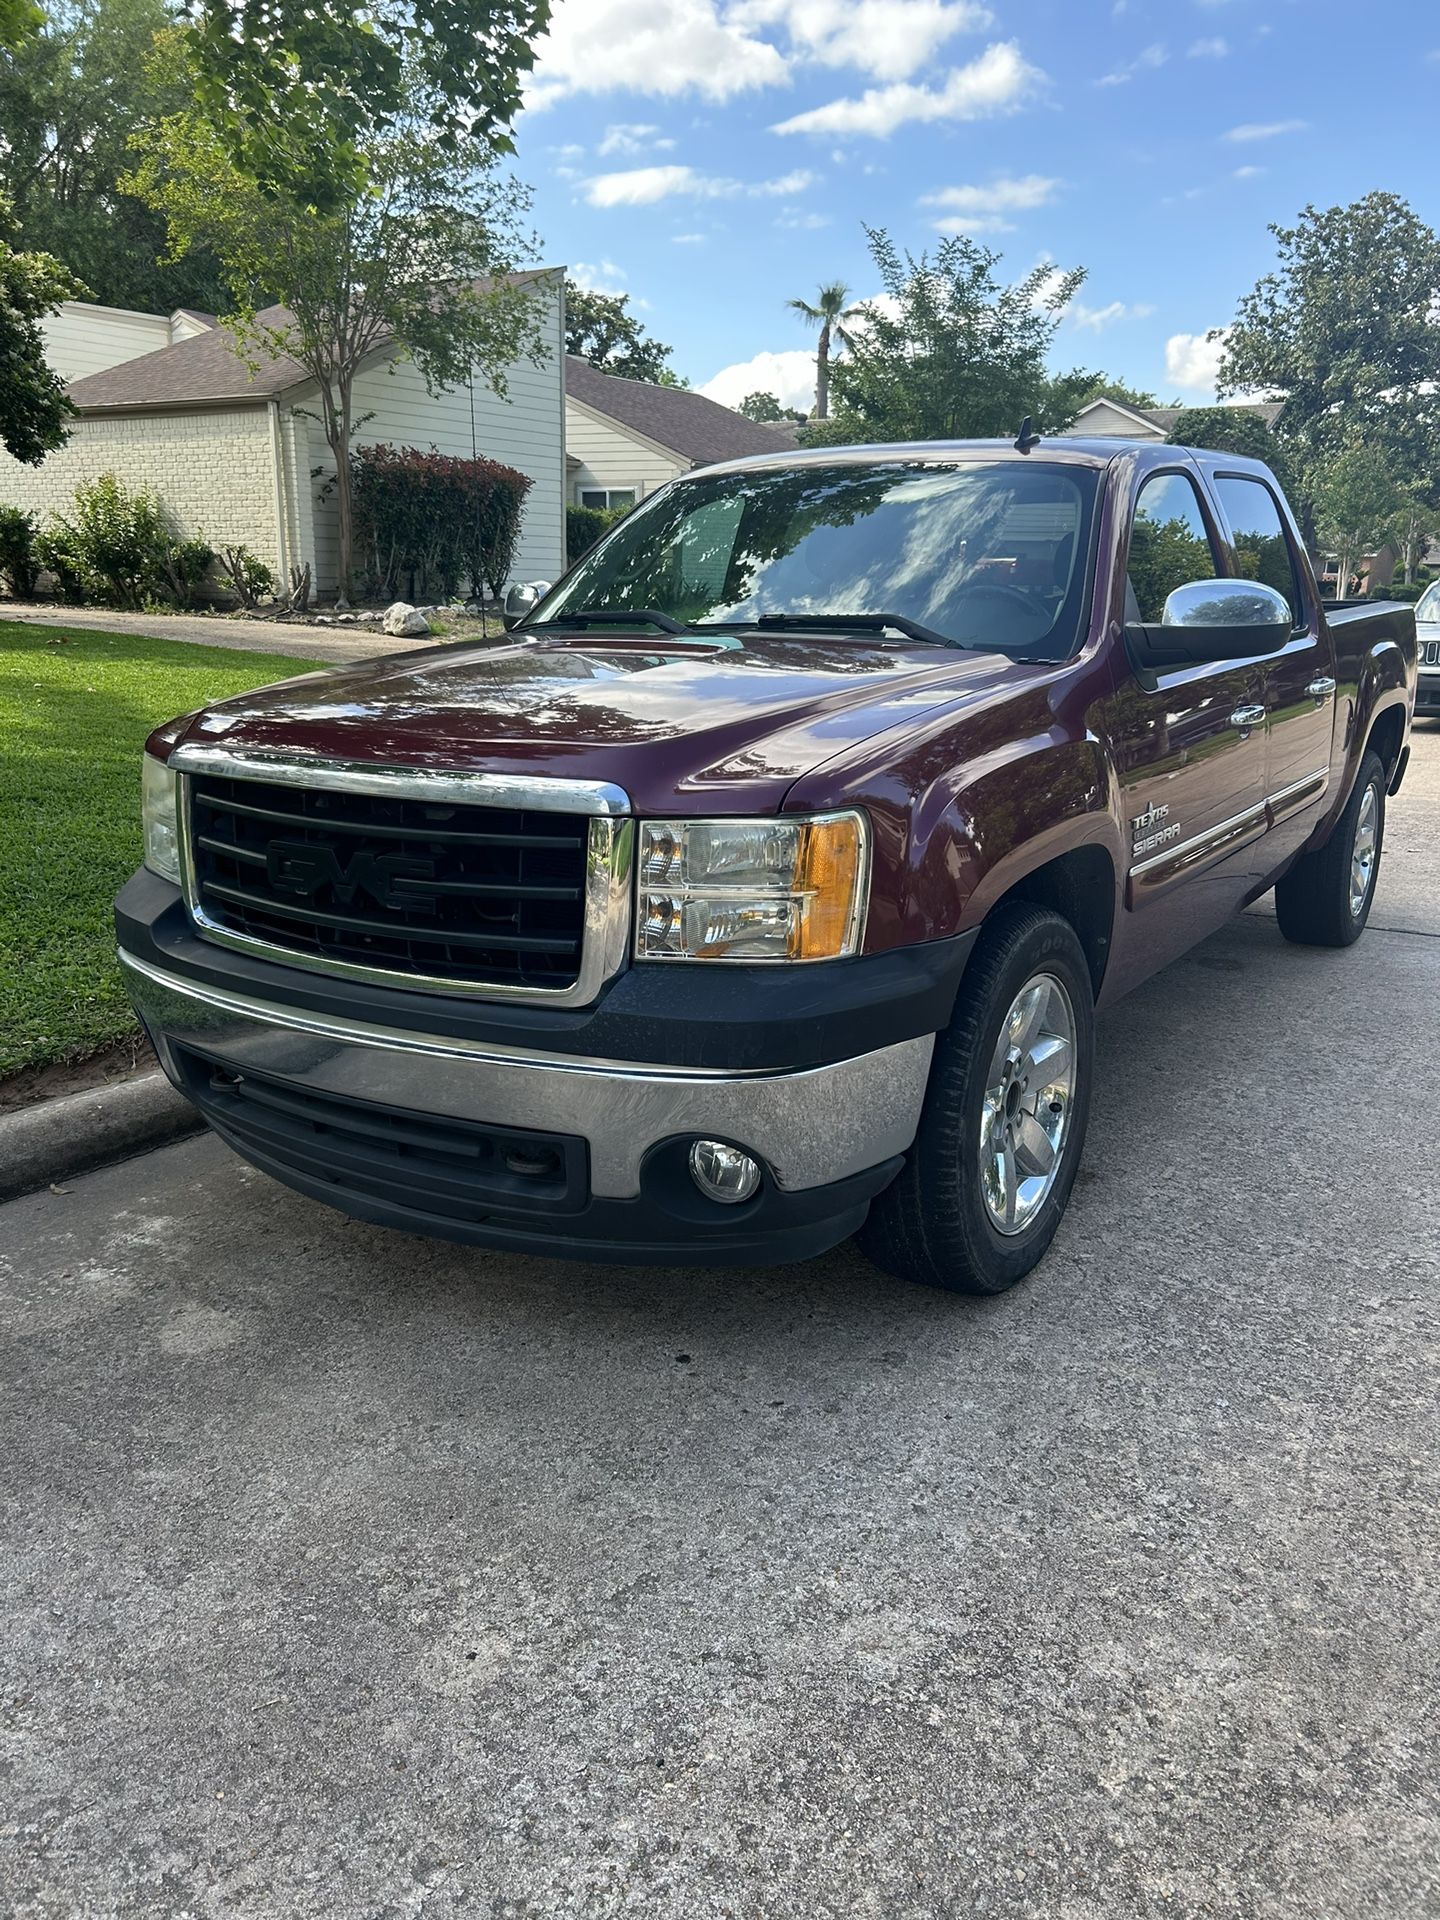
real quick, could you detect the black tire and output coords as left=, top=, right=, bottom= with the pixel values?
left=857, top=903, right=1095, bottom=1295
left=1274, top=749, right=1386, bottom=948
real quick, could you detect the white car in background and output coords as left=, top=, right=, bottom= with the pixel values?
left=1418, top=579, right=1440, bottom=719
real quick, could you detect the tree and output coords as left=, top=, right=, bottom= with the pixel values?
left=738, top=390, right=803, bottom=423
left=0, top=193, right=87, bottom=463
left=1312, top=447, right=1403, bottom=599
left=128, top=70, right=545, bottom=600
left=179, top=0, right=551, bottom=211
left=564, top=280, right=678, bottom=383
left=787, top=280, right=862, bottom=419
left=810, top=228, right=1089, bottom=446
left=0, top=0, right=229, bottom=314
left=1164, top=405, right=1295, bottom=496
left=0, top=0, right=41, bottom=48
left=1386, top=484, right=1440, bottom=587
left=1218, top=194, right=1440, bottom=503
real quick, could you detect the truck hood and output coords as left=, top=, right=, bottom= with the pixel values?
left=173, top=630, right=1040, bottom=814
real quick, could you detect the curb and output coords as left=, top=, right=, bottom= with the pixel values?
left=0, top=1070, right=205, bottom=1202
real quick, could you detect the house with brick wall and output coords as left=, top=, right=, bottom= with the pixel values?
left=1, top=277, right=567, bottom=595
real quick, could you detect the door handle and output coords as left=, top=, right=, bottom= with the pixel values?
left=1230, top=704, right=1266, bottom=732
left=1306, top=676, right=1337, bottom=702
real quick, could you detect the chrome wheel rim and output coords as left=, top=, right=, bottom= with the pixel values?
left=1350, top=783, right=1378, bottom=918
left=980, top=972, right=1077, bottom=1237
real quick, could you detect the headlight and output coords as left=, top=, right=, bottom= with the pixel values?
left=141, top=752, right=180, bottom=882
left=636, top=811, right=869, bottom=962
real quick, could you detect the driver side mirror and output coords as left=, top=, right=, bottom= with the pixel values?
left=1127, top=578, right=1293, bottom=668
left=502, top=581, right=552, bottom=631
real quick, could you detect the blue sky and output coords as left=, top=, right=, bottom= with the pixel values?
left=514, top=0, right=1440, bottom=413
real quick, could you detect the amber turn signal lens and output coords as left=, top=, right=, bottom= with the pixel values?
left=792, top=814, right=865, bottom=959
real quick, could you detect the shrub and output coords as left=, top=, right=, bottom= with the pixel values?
left=567, top=503, right=622, bottom=564
left=217, top=544, right=276, bottom=609
left=350, top=445, right=532, bottom=602
left=0, top=505, right=39, bottom=597
left=153, top=535, right=217, bottom=610
left=34, top=522, right=86, bottom=603
left=45, top=472, right=170, bottom=608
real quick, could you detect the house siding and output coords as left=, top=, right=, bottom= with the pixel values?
left=41, top=302, right=175, bottom=383
left=0, top=408, right=280, bottom=563
left=303, top=277, right=566, bottom=593
left=564, top=399, right=687, bottom=505
left=1058, top=401, right=1164, bottom=440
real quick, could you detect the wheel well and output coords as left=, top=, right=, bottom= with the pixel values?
left=995, top=845, right=1116, bottom=996
left=1366, top=705, right=1405, bottom=782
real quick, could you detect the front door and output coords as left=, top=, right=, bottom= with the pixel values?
left=1108, top=468, right=1270, bottom=961
left=1210, top=471, right=1336, bottom=861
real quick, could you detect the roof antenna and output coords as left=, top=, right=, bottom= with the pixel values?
left=1014, top=415, right=1042, bottom=453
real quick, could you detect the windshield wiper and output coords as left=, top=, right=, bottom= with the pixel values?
left=527, top=608, right=694, bottom=635
left=697, top=612, right=964, bottom=649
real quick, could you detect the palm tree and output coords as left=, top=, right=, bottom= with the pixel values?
left=787, top=280, right=863, bottom=420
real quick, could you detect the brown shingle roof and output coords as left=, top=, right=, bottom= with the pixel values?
left=67, top=273, right=556, bottom=412
left=67, top=305, right=311, bottom=410
left=565, top=356, right=799, bottom=466
left=1146, top=401, right=1285, bottom=432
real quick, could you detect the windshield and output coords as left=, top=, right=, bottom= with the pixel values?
left=538, top=459, right=1100, bottom=659
left=1417, top=580, right=1440, bottom=625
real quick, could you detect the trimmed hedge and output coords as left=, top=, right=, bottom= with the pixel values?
left=566, top=502, right=629, bottom=564
left=351, top=444, right=532, bottom=602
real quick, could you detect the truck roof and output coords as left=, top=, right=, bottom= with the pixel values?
left=691, top=437, right=1278, bottom=480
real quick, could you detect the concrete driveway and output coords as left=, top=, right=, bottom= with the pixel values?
left=3, top=730, right=1437, bottom=1919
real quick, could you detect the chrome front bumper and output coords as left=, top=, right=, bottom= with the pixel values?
left=120, top=950, right=935, bottom=1200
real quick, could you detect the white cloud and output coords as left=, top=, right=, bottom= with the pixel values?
left=1097, top=42, right=1167, bottom=86
left=583, top=164, right=817, bottom=207
left=569, top=259, right=630, bottom=296
left=672, top=232, right=707, bottom=244
left=1188, top=35, right=1227, bottom=56
left=1232, top=164, right=1265, bottom=180
left=775, top=209, right=833, bottom=229
left=527, top=0, right=789, bottom=109
left=920, top=172, right=1061, bottom=232
left=1224, top=118, right=1308, bottom=142
left=732, top=0, right=992, bottom=81
left=1069, top=298, right=1156, bottom=332
left=701, top=349, right=819, bottom=412
left=598, top=123, right=676, bottom=157
left=771, top=39, right=1044, bottom=136
left=1166, top=328, right=1227, bottom=391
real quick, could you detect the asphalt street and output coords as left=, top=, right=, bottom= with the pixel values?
left=3, top=727, right=1437, bottom=1919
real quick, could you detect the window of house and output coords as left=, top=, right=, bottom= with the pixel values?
left=1127, top=472, right=1221, bottom=622
left=579, top=488, right=637, bottom=511
left=1214, top=474, right=1303, bottom=623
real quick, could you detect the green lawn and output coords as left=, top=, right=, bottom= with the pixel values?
left=0, top=621, right=326, bottom=1078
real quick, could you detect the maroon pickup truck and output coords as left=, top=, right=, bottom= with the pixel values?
left=118, top=438, right=1416, bottom=1294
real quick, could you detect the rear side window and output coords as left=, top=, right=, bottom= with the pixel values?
left=1214, top=475, right=1303, bottom=624
left=1127, top=472, right=1221, bottom=622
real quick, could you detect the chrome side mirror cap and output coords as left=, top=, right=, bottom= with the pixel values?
left=1162, top=579, right=1292, bottom=630
left=501, top=582, right=552, bottom=631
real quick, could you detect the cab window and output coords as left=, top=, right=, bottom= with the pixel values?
left=1127, top=472, right=1221, bottom=622
left=1214, top=475, right=1304, bottom=624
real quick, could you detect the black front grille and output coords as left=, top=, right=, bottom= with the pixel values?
left=186, top=773, right=589, bottom=990
left=175, top=1045, right=588, bottom=1220
left=1421, top=638, right=1440, bottom=668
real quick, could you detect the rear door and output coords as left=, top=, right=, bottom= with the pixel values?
left=1211, top=470, right=1335, bottom=858
left=1108, top=468, right=1270, bottom=935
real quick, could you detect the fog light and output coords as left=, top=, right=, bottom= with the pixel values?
left=688, top=1139, right=761, bottom=1205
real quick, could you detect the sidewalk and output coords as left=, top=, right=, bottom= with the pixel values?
left=1, top=602, right=454, bottom=666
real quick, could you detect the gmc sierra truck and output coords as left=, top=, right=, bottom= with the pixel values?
left=117, top=437, right=1417, bottom=1294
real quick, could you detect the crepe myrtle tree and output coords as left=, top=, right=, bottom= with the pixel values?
left=127, top=64, right=546, bottom=601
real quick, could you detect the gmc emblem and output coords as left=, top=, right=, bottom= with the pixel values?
left=265, top=840, right=437, bottom=912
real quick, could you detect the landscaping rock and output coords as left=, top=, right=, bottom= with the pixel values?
left=382, top=601, right=431, bottom=637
